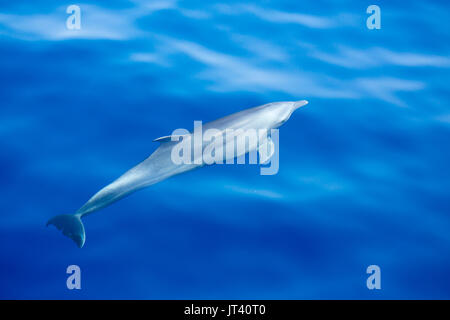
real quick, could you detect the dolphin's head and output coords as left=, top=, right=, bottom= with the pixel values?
left=264, top=100, right=308, bottom=128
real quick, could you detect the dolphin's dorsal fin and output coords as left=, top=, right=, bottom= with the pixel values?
left=153, top=135, right=187, bottom=143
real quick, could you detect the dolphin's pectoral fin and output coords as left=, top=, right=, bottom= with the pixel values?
left=47, top=214, right=86, bottom=248
left=153, top=135, right=187, bottom=143
left=258, top=136, right=275, bottom=164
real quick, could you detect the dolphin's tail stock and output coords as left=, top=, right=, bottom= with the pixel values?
left=46, top=214, right=86, bottom=248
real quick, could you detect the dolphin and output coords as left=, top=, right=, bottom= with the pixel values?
left=47, top=100, right=308, bottom=247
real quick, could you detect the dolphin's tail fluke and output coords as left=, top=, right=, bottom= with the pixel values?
left=46, top=214, right=85, bottom=248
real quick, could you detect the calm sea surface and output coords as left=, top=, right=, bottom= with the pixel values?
left=1, top=0, right=449, bottom=299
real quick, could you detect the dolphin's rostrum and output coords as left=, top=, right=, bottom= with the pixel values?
left=47, top=100, right=308, bottom=247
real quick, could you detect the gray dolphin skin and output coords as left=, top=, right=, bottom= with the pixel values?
left=47, top=100, right=308, bottom=247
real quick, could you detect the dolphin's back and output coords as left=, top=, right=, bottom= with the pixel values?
left=203, top=103, right=269, bottom=132
left=75, top=143, right=198, bottom=217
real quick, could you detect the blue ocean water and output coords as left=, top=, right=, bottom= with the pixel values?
left=0, top=0, right=449, bottom=299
